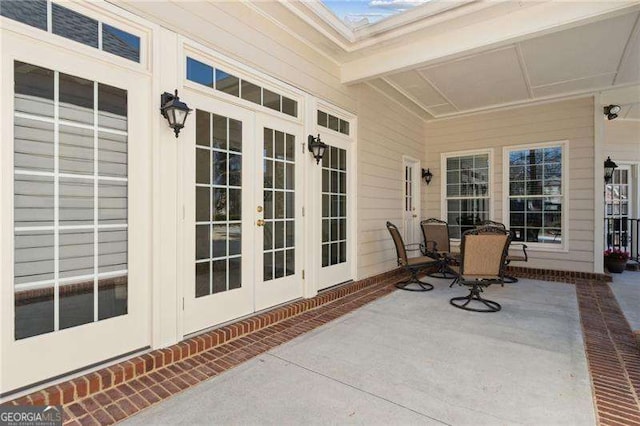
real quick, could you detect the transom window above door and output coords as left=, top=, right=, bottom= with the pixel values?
left=444, top=152, right=490, bottom=239
left=0, top=1, right=141, bottom=63
left=186, top=57, right=298, bottom=118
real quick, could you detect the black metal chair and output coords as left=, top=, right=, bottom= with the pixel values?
left=449, top=226, right=511, bottom=312
left=420, top=218, right=459, bottom=281
left=386, top=222, right=439, bottom=292
left=479, top=220, right=528, bottom=283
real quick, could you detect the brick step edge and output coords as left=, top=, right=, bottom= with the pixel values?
left=4, top=268, right=404, bottom=407
left=506, top=266, right=612, bottom=283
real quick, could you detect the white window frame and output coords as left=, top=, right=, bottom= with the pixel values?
left=502, top=140, right=569, bottom=252
left=441, top=148, right=493, bottom=241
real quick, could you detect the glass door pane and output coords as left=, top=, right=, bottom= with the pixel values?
left=255, top=115, right=302, bottom=311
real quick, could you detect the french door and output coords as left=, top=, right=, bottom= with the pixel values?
left=317, top=132, right=352, bottom=290
left=254, top=114, right=304, bottom=311
left=182, top=95, right=255, bottom=335
left=1, top=35, right=151, bottom=392
left=403, top=157, right=421, bottom=245
left=182, top=96, right=303, bottom=335
left=605, top=165, right=634, bottom=251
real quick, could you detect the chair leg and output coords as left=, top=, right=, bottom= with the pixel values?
left=395, top=268, right=434, bottom=292
left=450, top=284, right=501, bottom=312
left=427, top=259, right=457, bottom=279
left=502, top=275, right=518, bottom=283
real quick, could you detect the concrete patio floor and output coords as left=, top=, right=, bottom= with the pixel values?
left=610, top=271, right=640, bottom=332
left=123, top=278, right=596, bottom=425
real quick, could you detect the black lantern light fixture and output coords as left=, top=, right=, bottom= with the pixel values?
left=604, top=105, right=621, bottom=120
left=604, top=156, right=618, bottom=184
left=160, top=90, right=192, bottom=138
left=421, top=168, right=433, bottom=185
left=308, top=134, right=327, bottom=164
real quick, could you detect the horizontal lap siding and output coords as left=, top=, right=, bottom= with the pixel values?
left=605, top=120, right=640, bottom=162
left=121, top=1, right=355, bottom=110
left=356, top=85, right=425, bottom=279
left=424, top=98, right=596, bottom=273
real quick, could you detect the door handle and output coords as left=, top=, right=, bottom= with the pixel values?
left=256, top=219, right=265, bottom=227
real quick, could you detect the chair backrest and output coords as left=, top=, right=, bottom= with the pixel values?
left=420, top=218, right=450, bottom=252
left=460, top=226, right=510, bottom=277
left=386, top=222, right=408, bottom=265
left=479, top=220, right=506, bottom=230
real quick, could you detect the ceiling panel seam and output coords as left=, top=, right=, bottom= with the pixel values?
left=613, top=12, right=640, bottom=85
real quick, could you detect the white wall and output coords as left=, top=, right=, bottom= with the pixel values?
left=423, top=97, right=596, bottom=273
left=355, top=85, right=426, bottom=279
left=605, top=119, right=640, bottom=161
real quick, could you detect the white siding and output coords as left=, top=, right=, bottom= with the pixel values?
left=356, top=85, right=426, bottom=279
left=423, top=98, right=596, bottom=273
left=605, top=120, right=640, bottom=161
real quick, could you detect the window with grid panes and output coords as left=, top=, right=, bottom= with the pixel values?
left=445, top=153, right=490, bottom=239
left=194, top=110, right=243, bottom=297
left=13, top=61, right=128, bottom=340
left=322, top=146, right=347, bottom=266
left=507, top=145, right=563, bottom=245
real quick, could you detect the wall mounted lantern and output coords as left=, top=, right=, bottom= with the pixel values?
left=604, top=105, right=621, bottom=120
left=422, top=168, right=433, bottom=185
left=308, top=134, right=327, bottom=164
left=604, top=156, right=618, bottom=184
left=160, top=90, right=192, bottom=138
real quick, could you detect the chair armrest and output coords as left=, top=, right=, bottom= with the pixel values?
left=508, top=242, right=528, bottom=262
left=405, top=243, right=422, bottom=252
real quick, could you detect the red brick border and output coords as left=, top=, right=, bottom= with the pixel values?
left=4, top=268, right=406, bottom=424
left=576, top=279, right=640, bottom=425
left=4, top=265, right=637, bottom=426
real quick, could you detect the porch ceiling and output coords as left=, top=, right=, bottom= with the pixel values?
left=265, top=0, right=640, bottom=119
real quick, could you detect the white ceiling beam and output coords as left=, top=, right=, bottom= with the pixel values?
left=341, top=1, right=640, bottom=85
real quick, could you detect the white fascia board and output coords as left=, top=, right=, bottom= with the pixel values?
left=341, top=1, right=640, bottom=84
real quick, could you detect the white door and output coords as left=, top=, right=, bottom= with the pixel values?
left=254, top=114, right=304, bottom=311
left=1, top=35, right=151, bottom=392
left=182, top=100, right=304, bottom=334
left=182, top=95, right=255, bottom=335
left=402, top=158, right=421, bottom=245
left=605, top=165, right=633, bottom=251
left=318, top=133, right=352, bottom=290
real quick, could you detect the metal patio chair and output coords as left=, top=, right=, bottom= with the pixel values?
left=449, top=226, right=511, bottom=312
left=420, top=218, right=459, bottom=281
left=479, top=220, right=528, bottom=283
left=386, top=221, right=439, bottom=292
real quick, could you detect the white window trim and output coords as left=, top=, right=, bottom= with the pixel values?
left=441, top=148, right=494, bottom=241
left=502, top=140, right=569, bottom=253
left=1, top=0, right=151, bottom=71
left=182, top=43, right=304, bottom=125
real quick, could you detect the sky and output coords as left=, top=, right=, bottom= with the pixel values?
left=322, top=0, right=430, bottom=26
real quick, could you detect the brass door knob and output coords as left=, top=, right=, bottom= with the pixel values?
left=257, top=219, right=265, bottom=226
left=257, top=206, right=263, bottom=212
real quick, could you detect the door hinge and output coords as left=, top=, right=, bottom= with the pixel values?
left=302, top=206, right=305, bottom=217
left=301, top=142, right=305, bottom=154
left=182, top=297, right=185, bottom=310
left=302, top=269, right=305, bottom=280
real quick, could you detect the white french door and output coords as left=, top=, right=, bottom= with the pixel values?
left=605, top=165, right=635, bottom=251
left=254, top=114, right=304, bottom=311
left=402, top=157, right=421, bottom=245
left=181, top=97, right=304, bottom=334
left=182, top=94, right=255, bottom=335
left=1, top=34, right=151, bottom=393
left=317, top=132, right=352, bottom=290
